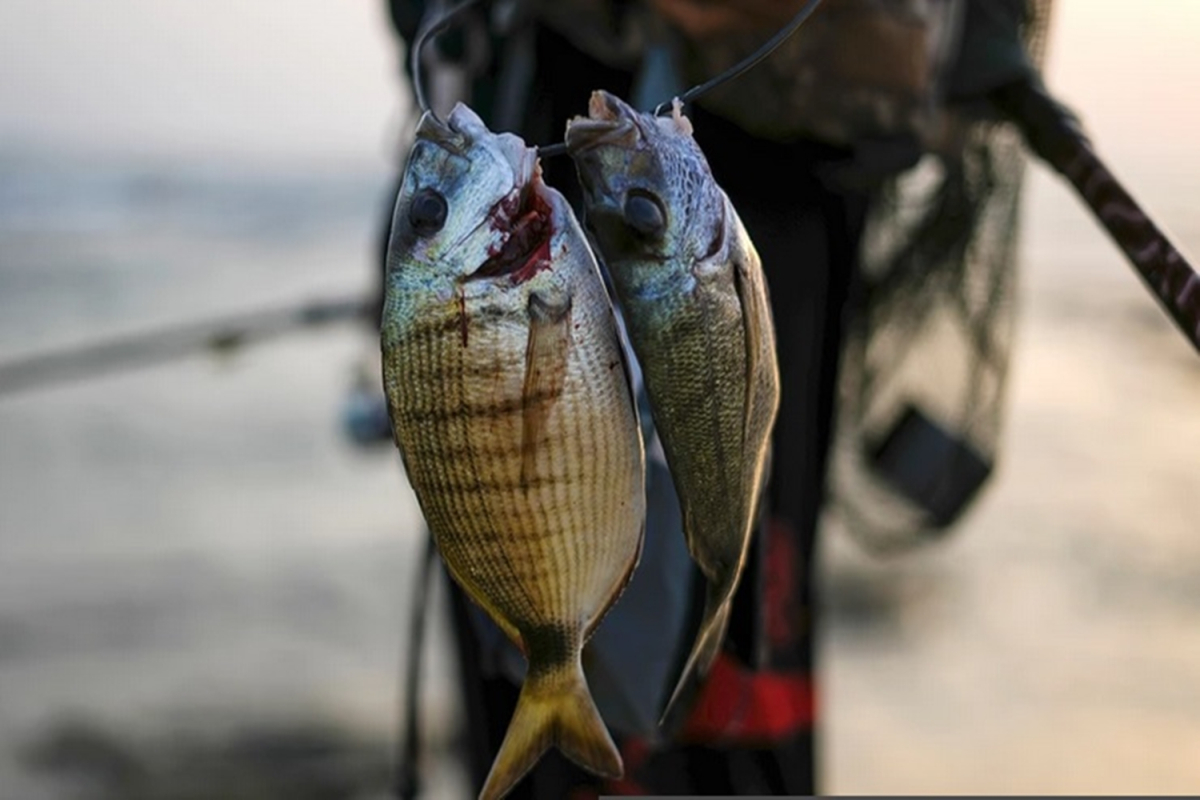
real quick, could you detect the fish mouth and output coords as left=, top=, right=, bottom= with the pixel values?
left=564, top=91, right=643, bottom=153
left=468, top=171, right=555, bottom=284
left=427, top=104, right=553, bottom=285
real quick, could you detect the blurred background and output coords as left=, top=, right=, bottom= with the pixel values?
left=0, top=1, right=1197, bottom=797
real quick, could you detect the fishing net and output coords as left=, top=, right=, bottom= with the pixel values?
left=827, top=0, right=1056, bottom=555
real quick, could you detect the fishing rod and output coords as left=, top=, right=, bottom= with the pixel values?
left=992, top=77, right=1200, bottom=356
left=391, top=530, right=439, bottom=800
left=412, top=1, right=1197, bottom=356
left=0, top=294, right=372, bottom=399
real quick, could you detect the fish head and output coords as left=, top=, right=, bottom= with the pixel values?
left=386, top=104, right=561, bottom=291
left=565, top=90, right=728, bottom=285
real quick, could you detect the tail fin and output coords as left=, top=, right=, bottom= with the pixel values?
left=658, top=582, right=733, bottom=732
left=479, top=660, right=623, bottom=800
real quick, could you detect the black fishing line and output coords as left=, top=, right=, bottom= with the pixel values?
left=652, top=0, right=824, bottom=116
left=532, top=141, right=568, bottom=159
left=537, top=0, right=825, bottom=158
left=411, top=0, right=488, bottom=119
left=413, top=0, right=824, bottom=154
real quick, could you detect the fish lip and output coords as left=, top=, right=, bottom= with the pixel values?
left=414, top=109, right=468, bottom=156
left=564, top=117, right=639, bottom=154
left=565, top=90, right=646, bottom=154
left=564, top=117, right=640, bottom=213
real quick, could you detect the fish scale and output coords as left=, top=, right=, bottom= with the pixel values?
left=381, top=104, right=645, bottom=800
left=633, top=280, right=749, bottom=565
left=389, top=250, right=636, bottom=753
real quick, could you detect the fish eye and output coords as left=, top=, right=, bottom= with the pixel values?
left=623, top=191, right=666, bottom=237
left=408, top=188, right=448, bottom=235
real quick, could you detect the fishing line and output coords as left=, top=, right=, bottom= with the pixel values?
left=536, top=0, right=826, bottom=158
left=0, top=1, right=830, bottom=397
left=0, top=296, right=370, bottom=398
left=652, top=0, right=824, bottom=117
left=415, top=0, right=824, bottom=155
left=411, top=0, right=488, bottom=119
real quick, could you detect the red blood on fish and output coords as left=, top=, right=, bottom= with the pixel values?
left=473, top=184, right=554, bottom=284
left=458, top=287, right=469, bottom=348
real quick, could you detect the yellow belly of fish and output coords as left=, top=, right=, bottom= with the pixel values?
left=385, top=300, right=643, bottom=644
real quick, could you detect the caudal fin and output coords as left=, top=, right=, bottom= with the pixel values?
left=658, top=583, right=733, bottom=733
left=479, top=660, right=623, bottom=800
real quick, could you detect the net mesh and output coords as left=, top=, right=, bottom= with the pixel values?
left=828, top=0, right=1056, bottom=555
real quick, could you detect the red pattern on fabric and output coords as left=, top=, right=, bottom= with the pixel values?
left=604, top=773, right=651, bottom=796
left=677, top=652, right=816, bottom=746
left=763, top=516, right=801, bottom=649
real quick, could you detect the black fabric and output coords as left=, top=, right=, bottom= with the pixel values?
left=623, top=732, right=817, bottom=795
left=946, top=0, right=1037, bottom=102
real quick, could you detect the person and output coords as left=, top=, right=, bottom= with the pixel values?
left=367, top=0, right=1052, bottom=795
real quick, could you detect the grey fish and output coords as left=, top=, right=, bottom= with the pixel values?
left=381, top=104, right=646, bottom=800
left=565, top=90, right=781, bottom=728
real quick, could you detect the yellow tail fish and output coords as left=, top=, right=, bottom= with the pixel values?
left=382, top=104, right=646, bottom=799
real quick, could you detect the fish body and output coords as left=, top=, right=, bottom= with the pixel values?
left=565, top=90, right=781, bottom=728
left=381, top=104, right=646, bottom=800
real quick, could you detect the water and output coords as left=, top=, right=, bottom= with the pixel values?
left=0, top=155, right=469, bottom=798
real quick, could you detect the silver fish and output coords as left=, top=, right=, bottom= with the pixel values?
left=565, top=90, right=781, bottom=728
left=381, top=104, right=646, bottom=800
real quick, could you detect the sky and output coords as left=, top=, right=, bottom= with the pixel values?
left=1, top=1, right=1199, bottom=171
left=0, top=1, right=405, bottom=167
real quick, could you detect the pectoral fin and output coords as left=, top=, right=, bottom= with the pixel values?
left=730, top=217, right=775, bottom=447
left=521, top=290, right=572, bottom=486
